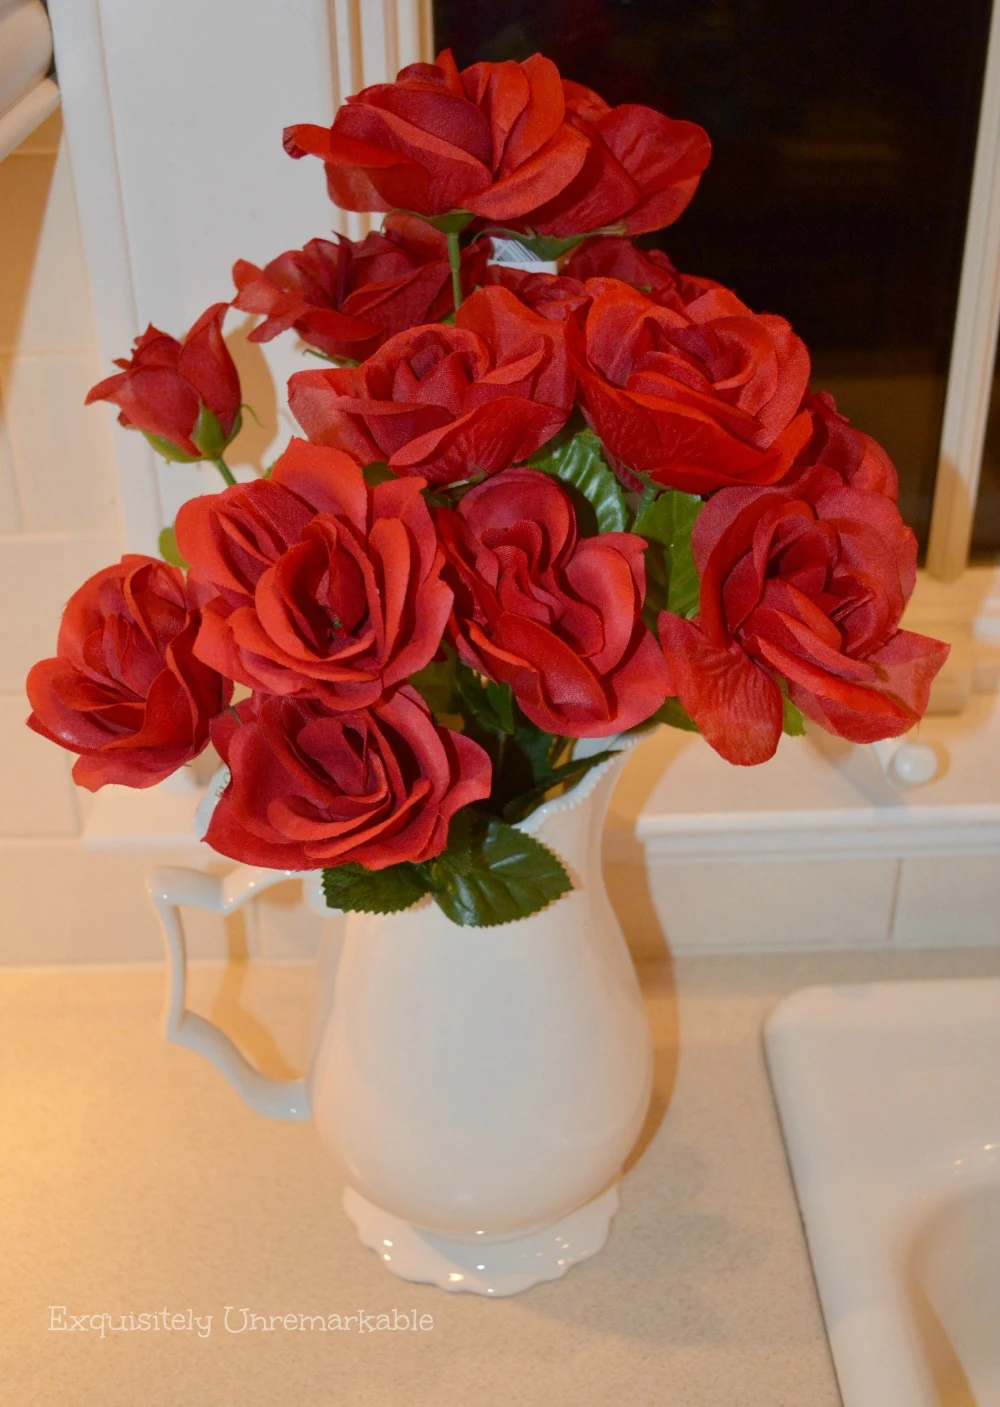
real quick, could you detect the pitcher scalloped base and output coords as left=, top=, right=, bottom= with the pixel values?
left=343, top=1183, right=620, bottom=1296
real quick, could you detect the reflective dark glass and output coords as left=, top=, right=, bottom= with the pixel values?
left=434, top=0, right=992, bottom=552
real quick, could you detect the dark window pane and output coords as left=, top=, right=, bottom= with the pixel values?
left=972, top=332, right=1000, bottom=559
left=434, top=0, right=992, bottom=552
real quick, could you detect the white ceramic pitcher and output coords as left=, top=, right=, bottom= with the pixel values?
left=148, top=742, right=653, bottom=1296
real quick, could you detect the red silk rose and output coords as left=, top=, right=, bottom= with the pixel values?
left=658, top=469, right=949, bottom=765
left=481, top=264, right=592, bottom=321
left=86, top=304, right=241, bottom=461
left=436, top=468, right=670, bottom=736
left=562, top=236, right=719, bottom=311
left=205, top=686, right=492, bottom=870
left=232, top=215, right=490, bottom=362
left=513, top=83, right=711, bottom=238
left=26, top=555, right=230, bottom=790
left=176, top=438, right=452, bottom=709
left=481, top=241, right=717, bottom=324
left=569, top=277, right=812, bottom=493
left=288, top=285, right=573, bottom=486
left=790, top=390, right=899, bottom=498
left=563, top=236, right=680, bottom=289
left=283, top=49, right=589, bottom=223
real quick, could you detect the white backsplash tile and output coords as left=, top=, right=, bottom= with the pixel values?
left=2, top=353, right=118, bottom=532
left=0, top=121, right=97, bottom=353
left=644, top=857, right=899, bottom=953
left=0, top=101, right=128, bottom=909
left=0, top=391, right=20, bottom=533
left=0, top=840, right=219, bottom=963
left=892, top=856, right=1000, bottom=947
left=0, top=693, right=79, bottom=836
left=0, top=532, right=121, bottom=692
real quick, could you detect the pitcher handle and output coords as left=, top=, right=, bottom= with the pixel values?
left=147, top=864, right=312, bottom=1121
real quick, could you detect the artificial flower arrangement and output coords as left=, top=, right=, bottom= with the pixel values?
left=26, top=50, right=949, bottom=927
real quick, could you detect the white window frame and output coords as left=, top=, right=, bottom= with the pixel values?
left=927, top=0, right=1000, bottom=581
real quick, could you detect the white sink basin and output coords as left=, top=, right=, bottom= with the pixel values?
left=765, top=979, right=1000, bottom=1407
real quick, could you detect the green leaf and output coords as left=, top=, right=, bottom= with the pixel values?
left=641, top=696, right=700, bottom=734
left=634, top=489, right=703, bottom=619
left=474, top=223, right=628, bottom=262
left=635, top=482, right=658, bottom=521
left=782, top=695, right=806, bottom=737
left=502, top=750, right=614, bottom=824
left=515, top=232, right=590, bottom=261
left=393, top=208, right=476, bottom=235
left=511, top=721, right=559, bottom=784
left=530, top=427, right=628, bottom=533
left=158, top=524, right=187, bottom=569
left=362, top=461, right=398, bottom=486
left=190, top=404, right=228, bottom=460
left=480, top=718, right=562, bottom=818
left=410, top=652, right=463, bottom=720
left=458, top=672, right=515, bottom=735
left=322, top=862, right=431, bottom=915
left=428, top=813, right=572, bottom=927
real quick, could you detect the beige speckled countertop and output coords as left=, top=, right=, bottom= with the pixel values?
left=2, top=944, right=999, bottom=1406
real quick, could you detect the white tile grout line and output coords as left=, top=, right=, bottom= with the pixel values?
left=886, top=857, right=905, bottom=946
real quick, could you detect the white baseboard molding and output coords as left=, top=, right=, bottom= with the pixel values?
left=639, top=804, right=1000, bottom=863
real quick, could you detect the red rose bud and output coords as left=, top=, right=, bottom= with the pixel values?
left=283, top=49, right=590, bottom=223
left=288, top=285, right=573, bottom=486
left=86, top=303, right=241, bottom=462
left=513, top=84, right=711, bottom=238
left=205, top=687, right=492, bottom=871
left=658, top=470, right=950, bottom=766
left=437, top=468, right=670, bottom=737
left=232, top=215, right=491, bottom=362
left=569, top=277, right=812, bottom=493
left=26, top=555, right=231, bottom=790
left=176, top=438, right=453, bottom=708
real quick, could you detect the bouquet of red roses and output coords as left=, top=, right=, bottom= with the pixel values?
left=26, top=51, right=949, bottom=926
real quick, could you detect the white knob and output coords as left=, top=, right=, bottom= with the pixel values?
left=872, top=738, right=939, bottom=788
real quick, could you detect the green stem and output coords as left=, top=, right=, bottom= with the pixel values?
left=495, top=730, right=507, bottom=779
left=212, top=456, right=236, bottom=487
left=446, top=230, right=463, bottom=312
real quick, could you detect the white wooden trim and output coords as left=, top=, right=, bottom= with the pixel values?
left=927, top=0, right=1000, bottom=579
left=639, top=807, right=1000, bottom=863
left=0, top=77, right=59, bottom=162
left=46, top=0, right=163, bottom=554
left=325, top=0, right=432, bottom=241
left=327, top=0, right=367, bottom=240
